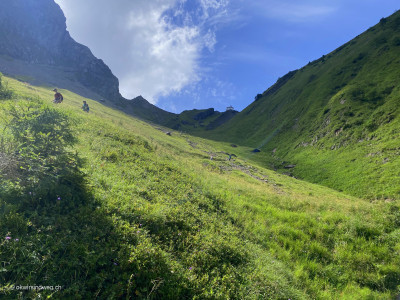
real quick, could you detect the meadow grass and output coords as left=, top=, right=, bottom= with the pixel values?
left=0, top=75, right=399, bottom=299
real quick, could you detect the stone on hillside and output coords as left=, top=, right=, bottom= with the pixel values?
left=284, top=164, right=296, bottom=169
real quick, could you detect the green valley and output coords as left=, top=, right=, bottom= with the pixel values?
left=1, top=74, right=399, bottom=299
left=198, top=12, right=400, bottom=200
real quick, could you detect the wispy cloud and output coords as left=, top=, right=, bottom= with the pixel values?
left=203, top=30, right=217, bottom=52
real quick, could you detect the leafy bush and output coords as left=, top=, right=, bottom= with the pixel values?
left=1, top=100, right=78, bottom=196
left=0, top=73, right=13, bottom=100
left=391, top=36, right=400, bottom=46
left=352, top=52, right=366, bottom=63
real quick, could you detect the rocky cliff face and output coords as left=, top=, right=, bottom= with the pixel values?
left=0, top=0, right=121, bottom=101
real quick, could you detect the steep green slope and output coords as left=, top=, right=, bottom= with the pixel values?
left=208, top=12, right=400, bottom=199
left=115, top=95, right=177, bottom=126
left=1, top=75, right=400, bottom=299
left=163, top=108, right=238, bottom=133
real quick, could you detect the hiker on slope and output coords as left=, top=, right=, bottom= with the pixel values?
left=52, top=88, right=63, bottom=104
left=82, top=101, right=90, bottom=113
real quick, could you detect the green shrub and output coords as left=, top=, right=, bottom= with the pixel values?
left=0, top=74, right=13, bottom=99
left=391, top=36, right=400, bottom=46
left=2, top=100, right=78, bottom=195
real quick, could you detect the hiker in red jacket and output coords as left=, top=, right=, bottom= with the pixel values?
left=53, top=88, right=63, bottom=103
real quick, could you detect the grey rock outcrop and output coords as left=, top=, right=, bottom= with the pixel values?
left=0, top=0, right=121, bottom=101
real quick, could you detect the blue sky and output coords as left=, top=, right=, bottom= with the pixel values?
left=55, top=0, right=399, bottom=113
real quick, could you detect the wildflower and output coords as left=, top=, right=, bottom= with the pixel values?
left=5, top=236, right=11, bottom=240
left=15, top=238, right=19, bottom=242
left=189, top=267, right=193, bottom=270
left=113, top=262, right=118, bottom=266
left=57, top=197, right=61, bottom=201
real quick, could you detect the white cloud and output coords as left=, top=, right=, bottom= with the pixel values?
left=54, top=0, right=230, bottom=103
left=121, top=6, right=201, bottom=101
left=200, top=0, right=230, bottom=17
left=203, top=30, right=217, bottom=52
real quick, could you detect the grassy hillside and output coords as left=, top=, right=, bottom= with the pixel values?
left=163, top=108, right=238, bottom=133
left=1, top=74, right=400, bottom=299
left=206, top=12, right=400, bottom=200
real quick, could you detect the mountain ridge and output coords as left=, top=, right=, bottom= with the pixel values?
left=203, top=11, right=400, bottom=199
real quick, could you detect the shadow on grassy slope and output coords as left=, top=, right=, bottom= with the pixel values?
left=0, top=98, right=188, bottom=299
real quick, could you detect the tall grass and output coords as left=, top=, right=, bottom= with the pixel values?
left=0, top=76, right=399, bottom=298
left=0, top=73, right=13, bottom=99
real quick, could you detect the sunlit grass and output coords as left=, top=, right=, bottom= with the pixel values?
left=1, top=74, right=399, bottom=298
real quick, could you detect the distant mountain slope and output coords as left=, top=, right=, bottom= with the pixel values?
left=209, top=11, right=400, bottom=199
left=117, top=96, right=176, bottom=125
left=163, top=108, right=238, bottom=132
